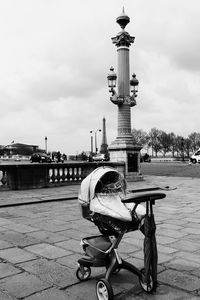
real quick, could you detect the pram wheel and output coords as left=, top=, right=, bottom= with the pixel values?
left=139, top=268, right=154, bottom=293
left=96, top=279, right=113, bottom=300
left=76, top=266, right=91, bottom=281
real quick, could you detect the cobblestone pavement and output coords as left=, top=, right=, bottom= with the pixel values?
left=0, top=175, right=199, bottom=299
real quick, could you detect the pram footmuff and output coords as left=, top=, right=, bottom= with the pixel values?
left=76, top=166, right=166, bottom=299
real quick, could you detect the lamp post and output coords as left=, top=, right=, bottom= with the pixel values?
left=90, top=129, right=101, bottom=154
left=45, top=136, right=48, bottom=153
left=90, top=133, right=93, bottom=154
left=107, top=8, right=142, bottom=180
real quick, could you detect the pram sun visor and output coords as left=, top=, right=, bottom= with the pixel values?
left=78, top=167, right=125, bottom=204
left=78, top=167, right=146, bottom=222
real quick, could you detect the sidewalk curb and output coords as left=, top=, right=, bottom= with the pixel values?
left=0, top=196, right=77, bottom=208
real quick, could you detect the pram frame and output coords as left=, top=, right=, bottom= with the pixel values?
left=77, top=190, right=166, bottom=299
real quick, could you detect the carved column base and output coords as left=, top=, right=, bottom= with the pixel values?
left=109, top=141, right=143, bottom=181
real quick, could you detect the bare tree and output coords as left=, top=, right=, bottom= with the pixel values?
left=148, top=128, right=162, bottom=157
left=132, top=129, right=149, bottom=147
left=158, top=131, right=174, bottom=157
left=188, top=132, right=200, bottom=152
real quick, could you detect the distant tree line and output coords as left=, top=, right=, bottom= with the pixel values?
left=132, top=128, right=200, bottom=158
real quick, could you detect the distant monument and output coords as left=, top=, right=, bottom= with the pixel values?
left=100, top=117, right=109, bottom=158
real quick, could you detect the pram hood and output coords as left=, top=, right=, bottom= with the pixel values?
left=79, top=167, right=145, bottom=222
left=78, top=166, right=126, bottom=204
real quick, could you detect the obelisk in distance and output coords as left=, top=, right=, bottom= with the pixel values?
left=100, top=116, right=109, bottom=158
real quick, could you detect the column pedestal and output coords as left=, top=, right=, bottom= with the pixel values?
left=109, top=140, right=143, bottom=181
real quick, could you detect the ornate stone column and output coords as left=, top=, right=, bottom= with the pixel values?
left=108, top=9, right=142, bottom=180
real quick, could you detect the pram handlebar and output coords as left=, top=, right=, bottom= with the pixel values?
left=122, top=191, right=166, bottom=204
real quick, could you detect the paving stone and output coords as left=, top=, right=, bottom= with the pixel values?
left=32, top=222, right=71, bottom=233
left=156, top=235, right=176, bottom=245
left=0, top=218, right=14, bottom=225
left=164, top=258, right=200, bottom=271
left=183, top=222, right=200, bottom=229
left=3, top=223, right=39, bottom=233
left=118, top=241, right=140, bottom=254
left=122, top=237, right=143, bottom=249
left=0, top=240, right=13, bottom=249
left=27, top=230, right=69, bottom=243
left=187, top=234, right=200, bottom=241
left=0, top=290, right=15, bottom=300
left=190, top=268, right=200, bottom=278
left=169, top=239, right=200, bottom=252
left=24, top=288, right=69, bottom=300
left=122, top=283, right=200, bottom=300
left=156, top=228, right=188, bottom=239
left=181, top=227, right=200, bottom=235
left=174, top=251, right=200, bottom=264
left=132, top=250, right=173, bottom=264
left=158, top=269, right=200, bottom=292
left=110, top=269, right=140, bottom=295
left=0, top=247, right=37, bottom=263
left=0, top=272, right=51, bottom=298
left=0, top=230, right=40, bottom=247
left=54, top=239, right=81, bottom=253
left=0, top=226, right=8, bottom=232
left=126, top=256, right=144, bottom=269
left=184, top=217, right=200, bottom=224
left=158, top=223, right=184, bottom=231
left=19, top=258, right=78, bottom=287
left=157, top=244, right=177, bottom=254
left=25, top=243, right=72, bottom=259
left=0, top=262, right=21, bottom=278
left=165, top=218, right=189, bottom=226
left=57, top=228, right=90, bottom=240
left=56, top=253, right=81, bottom=269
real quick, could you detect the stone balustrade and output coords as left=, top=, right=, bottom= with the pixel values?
left=0, top=161, right=125, bottom=190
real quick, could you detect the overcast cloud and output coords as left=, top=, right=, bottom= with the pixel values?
left=0, top=0, right=200, bottom=154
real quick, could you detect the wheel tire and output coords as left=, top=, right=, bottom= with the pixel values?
left=96, top=279, right=114, bottom=300
left=192, top=159, right=197, bottom=164
left=139, top=268, right=154, bottom=293
left=76, top=266, right=91, bottom=281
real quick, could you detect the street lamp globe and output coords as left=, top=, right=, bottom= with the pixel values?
left=107, top=67, right=117, bottom=89
left=130, top=73, right=139, bottom=96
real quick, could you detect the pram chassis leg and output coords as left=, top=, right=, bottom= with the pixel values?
left=105, top=250, right=142, bottom=282
left=120, top=259, right=142, bottom=279
left=105, top=250, right=119, bottom=281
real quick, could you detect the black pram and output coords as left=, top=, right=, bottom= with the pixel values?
left=76, top=167, right=166, bottom=300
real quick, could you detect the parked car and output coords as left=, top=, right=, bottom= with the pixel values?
left=2, top=155, right=9, bottom=161
left=92, top=153, right=106, bottom=161
left=190, top=149, right=200, bottom=164
left=30, top=153, right=52, bottom=163
left=140, top=153, right=151, bottom=163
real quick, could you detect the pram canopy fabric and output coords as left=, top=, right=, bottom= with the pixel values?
left=79, top=167, right=145, bottom=222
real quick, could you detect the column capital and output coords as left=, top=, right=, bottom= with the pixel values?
left=112, top=31, right=134, bottom=47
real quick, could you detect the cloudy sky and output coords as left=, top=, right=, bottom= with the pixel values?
left=0, top=0, right=200, bottom=154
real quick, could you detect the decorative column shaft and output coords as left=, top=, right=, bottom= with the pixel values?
left=117, top=47, right=131, bottom=138
left=108, top=9, right=142, bottom=181
left=110, top=12, right=135, bottom=144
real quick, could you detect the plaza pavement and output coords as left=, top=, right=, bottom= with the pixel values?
left=0, top=175, right=199, bottom=299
